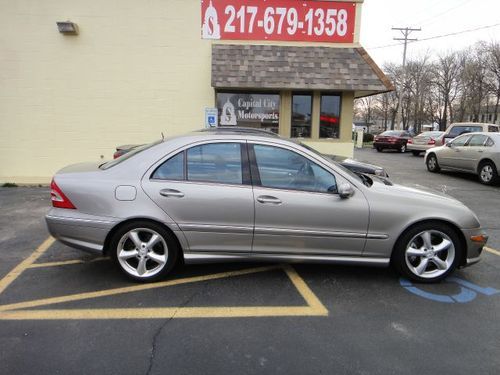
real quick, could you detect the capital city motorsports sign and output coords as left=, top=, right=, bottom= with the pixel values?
left=216, top=93, right=280, bottom=129
left=201, top=0, right=356, bottom=43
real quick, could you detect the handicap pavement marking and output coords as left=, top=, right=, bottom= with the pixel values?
left=0, top=237, right=328, bottom=320
left=400, top=277, right=500, bottom=303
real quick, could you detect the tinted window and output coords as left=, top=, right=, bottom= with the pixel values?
left=451, top=134, right=470, bottom=146
left=485, top=137, right=495, bottom=147
left=320, top=95, right=341, bottom=139
left=152, top=152, right=184, bottom=180
left=448, top=125, right=482, bottom=138
left=187, top=143, right=243, bottom=185
left=380, top=131, right=403, bottom=137
left=100, top=141, right=162, bottom=170
left=468, top=135, right=487, bottom=147
left=488, top=125, right=499, bottom=132
left=291, top=94, right=312, bottom=138
left=253, top=145, right=336, bottom=193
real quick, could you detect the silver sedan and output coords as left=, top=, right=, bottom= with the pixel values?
left=46, top=128, right=487, bottom=283
left=425, top=132, right=500, bottom=185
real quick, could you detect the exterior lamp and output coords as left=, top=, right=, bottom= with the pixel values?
left=56, top=21, right=78, bottom=35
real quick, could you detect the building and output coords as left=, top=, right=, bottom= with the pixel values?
left=0, top=0, right=392, bottom=184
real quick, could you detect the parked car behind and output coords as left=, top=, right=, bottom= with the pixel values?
left=407, top=131, right=445, bottom=156
left=46, top=127, right=487, bottom=284
left=442, top=123, right=499, bottom=144
left=373, top=130, right=412, bottom=153
left=425, top=132, right=500, bottom=185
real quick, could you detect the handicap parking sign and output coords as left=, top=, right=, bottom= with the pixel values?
left=205, top=107, right=218, bottom=128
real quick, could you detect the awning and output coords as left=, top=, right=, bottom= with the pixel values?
left=211, top=44, right=394, bottom=98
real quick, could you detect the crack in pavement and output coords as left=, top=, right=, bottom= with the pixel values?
left=144, top=283, right=207, bottom=375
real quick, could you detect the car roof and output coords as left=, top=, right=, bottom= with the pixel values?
left=455, top=132, right=500, bottom=138
left=448, top=122, right=498, bottom=127
left=196, top=126, right=281, bottom=138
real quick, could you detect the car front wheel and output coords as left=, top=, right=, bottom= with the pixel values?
left=426, top=154, right=440, bottom=172
left=110, top=221, right=179, bottom=282
left=478, top=161, right=499, bottom=185
left=392, top=222, right=462, bottom=283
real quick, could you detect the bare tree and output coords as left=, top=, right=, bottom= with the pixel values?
left=432, top=51, right=461, bottom=130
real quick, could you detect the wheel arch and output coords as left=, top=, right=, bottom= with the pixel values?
left=103, top=217, right=185, bottom=262
left=477, top=158, right=497, bottom=172
left=391, top=219, right=467, bottom=267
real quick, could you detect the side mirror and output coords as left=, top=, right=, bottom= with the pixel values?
left=446, top=141, right=453, bottom=148
left=338, top=183, right=354, bottom=199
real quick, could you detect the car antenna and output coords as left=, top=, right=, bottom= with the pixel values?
left=161, top=132, right=165, bottom=141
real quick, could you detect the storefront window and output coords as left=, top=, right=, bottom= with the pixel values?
left=291, top=94, right=312, bottom=138
left=320, top=94, right=341, bottom=138
left=216, top=92, right=280, bottom=133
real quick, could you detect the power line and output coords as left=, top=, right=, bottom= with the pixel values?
left=412, top=0, right=472, bottom=28
left=366, top=22, right=500, bottom=50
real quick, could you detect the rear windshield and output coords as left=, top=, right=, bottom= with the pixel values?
left=99, top=140, right=162, bottom=170
left=448, top=125, right=482, bottom=138
left=379, top=131, right=404, bottom=137
left=420, top=131, right=443, bottom=137
left=488, top=125, right=499, bottom=132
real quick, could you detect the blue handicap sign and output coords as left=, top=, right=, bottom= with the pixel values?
left=400, top=277, right=500, bottom=303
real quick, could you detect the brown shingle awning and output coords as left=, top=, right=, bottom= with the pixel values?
left=211, top=44, right=394, bottom=98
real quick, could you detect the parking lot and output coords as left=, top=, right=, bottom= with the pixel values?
left=1, top=148, right=499, bottom=375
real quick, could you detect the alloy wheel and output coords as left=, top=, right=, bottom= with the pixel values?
left=480, top=165, right=493, bottom=183
left=117, top=228, right=168, bottom=278
left=404, top=230, right=455, bottom=279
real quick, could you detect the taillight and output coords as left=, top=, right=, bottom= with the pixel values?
left=408, top=138, right=413, bottom=144
left=428, top=139, right=436, bottom=145
left=50, top=179, right=76, bottom=209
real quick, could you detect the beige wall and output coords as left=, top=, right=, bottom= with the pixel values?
left=0, top=0, right=360, bottom=183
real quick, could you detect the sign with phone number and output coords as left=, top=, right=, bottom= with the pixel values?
left=201, top=0, right=356, bottom=43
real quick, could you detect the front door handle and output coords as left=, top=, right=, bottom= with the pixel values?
left=159, top=188, right=184, bottom=198
left=257, top=195, right=282, bottom=204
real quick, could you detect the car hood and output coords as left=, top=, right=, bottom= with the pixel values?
left=342, top=158, right=383, bottom=170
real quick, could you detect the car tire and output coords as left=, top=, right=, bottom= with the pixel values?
left=398, top=143, right=407, bottom=153
left=478, top=161, right=499, bottom=185
left=110, top=221, right=179, bottom=282
left=391, top=222, right=463, bottom=283
left=426, top=154, right=440, bottom=172
left=411, top=151, right=421, bottom=156
left=376, top=147, right=383, bottom=152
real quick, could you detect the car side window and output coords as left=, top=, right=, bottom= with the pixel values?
left=488, top=125, right=499, bottom=132
left=485, top=137, right=495, bottom=147
left=451, top=135, right=470, bottom=147
left=468, top=135, right=487, bottom=147
left=151, top=151, right=185, bottom=180
left=253, top=144, right=336, bottom=193
left=187, top=143, right=243, bottom=185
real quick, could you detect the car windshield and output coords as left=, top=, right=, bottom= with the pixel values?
left=298, top=142, right=364, bottom=185
left=99, top=140, right=162, bottom=170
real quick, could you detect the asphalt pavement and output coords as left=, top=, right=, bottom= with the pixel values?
left=0, top=149, right=499, bottom=375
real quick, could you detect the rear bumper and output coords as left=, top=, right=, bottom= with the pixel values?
left=460, top=227, right=488, bottom=267
left=373, top=142, right=403, bottom=149
left=45, top=209, right=118, bottom=254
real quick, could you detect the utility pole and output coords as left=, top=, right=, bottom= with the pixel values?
left=392, top=27, right=421, bottom=130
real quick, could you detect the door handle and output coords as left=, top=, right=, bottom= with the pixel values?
left=159, top=188, right=184, bottom=198
left=257, top=195, right=282, bottom=204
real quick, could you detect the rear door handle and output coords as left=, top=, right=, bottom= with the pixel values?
left=159, top=188, right=184, bottom=198
left=257, top=195, right=282, bottom=204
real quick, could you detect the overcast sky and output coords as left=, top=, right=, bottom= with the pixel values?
left=360, top=0, right=500, bottom=67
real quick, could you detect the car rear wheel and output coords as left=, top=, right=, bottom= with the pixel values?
left=478, top=161, right=499, bottom=185
left=411, top=151, right=421, bottom=156
left=110, top=221, right=179, bottom=282
left=426, top=154, right=440, bottom=172
left=398, top=144, right=406, bottom=153
left=392, top=222, right=462, bottom=283
left=376, top=147, right=383, bottom=152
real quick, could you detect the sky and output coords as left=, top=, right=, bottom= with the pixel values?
left=360, top=0, right=500, bottom=68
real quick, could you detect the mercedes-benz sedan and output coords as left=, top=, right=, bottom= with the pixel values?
left=46, top=128, right=487, bottom=283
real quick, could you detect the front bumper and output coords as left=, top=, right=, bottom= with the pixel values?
left=460, top=227, right=488, bottom=267
left=407, top=144, right=433, bottom=152
left=45, top=208, right=118, bottom=254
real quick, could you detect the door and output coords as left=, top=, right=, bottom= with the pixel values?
left=462, top=134, right=488, bottom=171
left=142, top=142, right=254, bottom=253
left=250, top=143, right=369, bottom=256
left=439, top=134, right=472, bottom=169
